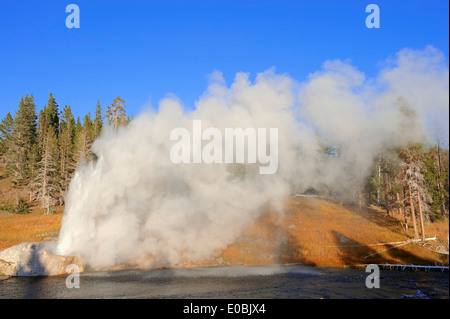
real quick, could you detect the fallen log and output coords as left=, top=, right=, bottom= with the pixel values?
left=357, top=263, right=449, bottom=272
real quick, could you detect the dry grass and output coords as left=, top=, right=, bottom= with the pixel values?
left=0, top=212, right=63, bottom=250
left=0, top=164, right=64, bottom=250
left=216, top=197, right=449, bottom=268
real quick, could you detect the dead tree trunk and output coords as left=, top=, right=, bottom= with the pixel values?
left=437, top=138, right=447, bottom=217
left=358, top=184, right=362, bottom=210
left=383, top=169, right=390, bottom=216
left=377, top=157, right=381, bottom=206
left=396, top=192, right=404, bottom=223
left=401, top=170, right=408, bottom=232
left=417, top=192, right=426, bottom=241
left=408, top=184, right=419, bottom=239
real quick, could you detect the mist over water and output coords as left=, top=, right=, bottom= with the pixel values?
left=56, top=46, right=449, bottom=270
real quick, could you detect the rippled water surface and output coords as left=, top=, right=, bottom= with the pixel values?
left=1, top=265, right=448, bottom=299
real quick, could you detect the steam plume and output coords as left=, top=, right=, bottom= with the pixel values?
left=56, top=46, right=449, bottom=269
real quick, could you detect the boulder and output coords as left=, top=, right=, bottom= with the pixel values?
left=0, top=242, right=84, bottom=276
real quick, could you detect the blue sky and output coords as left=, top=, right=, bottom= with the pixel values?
left=0, top=0, right=448, bottom=120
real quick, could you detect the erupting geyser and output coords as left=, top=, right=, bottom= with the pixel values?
left=56, top=46, right=448, bottom=270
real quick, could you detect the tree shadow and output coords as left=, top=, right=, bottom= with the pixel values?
left=357, top=205, right=407, bottom=235
left=274, top=227, right=316, bottom=266
left=274, top=228, right=398, bottom=267
left=272, top=226, right=440, bottom=267
left=330, top=230, right=438, bottom=266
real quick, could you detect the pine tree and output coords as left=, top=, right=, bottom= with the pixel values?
left=74, top=113, right=94, bottom=165
left=10, top=95, right=37, bottom=182
left=85, top=112, right=94, bottom=143
left=33, top=128, right=59, bottom=214
left=94, top=100, right=103, bottom=139
left=104, top=96, right=127, bottom=131
left=29, top=110, right=45, bottom=203
left=37, top=109, right=46, bottom=151
left=58, top=105, right=76, bottom=202
left=441, top=149, right=450, bottom=215
left=420, top=144, right=449, bottom=221
left=400, top=144, right=432, bottom=239
left=75, top=116, right=82, bottom=136
left=44, top=93, right=60, bottom=137
left=0, top=112, right=14, bottom=161
left=28, top=143, right=40, bottom=202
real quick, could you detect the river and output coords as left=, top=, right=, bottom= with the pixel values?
left=0, top=264, right=448, bottom=299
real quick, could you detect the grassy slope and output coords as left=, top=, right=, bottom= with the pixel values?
left=0, top=212, right=62, bottom=250
left=210, top=197, right=449, bottom=267
left=0, top=165, right=63, bottom=249
left=0, top=164, right=448, bottom=268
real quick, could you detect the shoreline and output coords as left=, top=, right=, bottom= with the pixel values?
left=1, top=243, right=449, bottom=279
left=1, top=197, right=448, bottom=277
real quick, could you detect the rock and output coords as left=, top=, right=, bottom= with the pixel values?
left=0, top=242, right=84, bottom=277
left=0, top=259, right=15, bottom=277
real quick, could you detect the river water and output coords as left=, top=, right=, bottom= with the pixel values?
left=0, top=265, right=448, bottom=299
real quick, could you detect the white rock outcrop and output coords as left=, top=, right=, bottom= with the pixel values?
left=0, top=241, right=84, bottom=276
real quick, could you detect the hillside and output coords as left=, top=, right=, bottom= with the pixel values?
left=202, top=197, right=449, bottom=268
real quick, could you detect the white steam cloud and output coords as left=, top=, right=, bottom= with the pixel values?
left=56, top=46, right=449, bottom=270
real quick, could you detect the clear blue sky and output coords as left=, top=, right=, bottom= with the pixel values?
left=0, top=0, right=448, bottom=120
